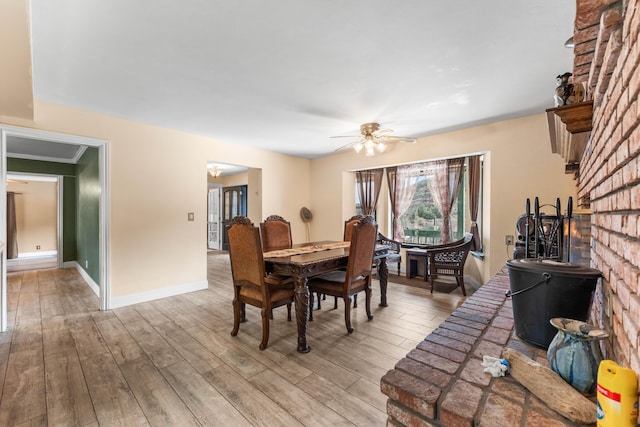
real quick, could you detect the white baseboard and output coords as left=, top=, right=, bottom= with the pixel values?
left=18, top=251, right=57, bottom=258
left=72, top=262, right=101, bottom=297
left=110, top=280, right=209, bottom=309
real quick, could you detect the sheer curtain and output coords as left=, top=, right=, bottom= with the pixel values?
left=387, top=164, right=423, bottom=241
left=426, top=158, right=465, bottom=243
left=355, top=169, right=383, bottom=216
left=468, top=155, right=482, bottom=251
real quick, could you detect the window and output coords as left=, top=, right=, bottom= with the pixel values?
left=399, top=170, right=465, bottom=244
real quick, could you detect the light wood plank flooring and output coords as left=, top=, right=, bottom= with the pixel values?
left=0, top=252, right=466, bottom=426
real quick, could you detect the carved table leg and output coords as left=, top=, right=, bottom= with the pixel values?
left=378, top=258, right=389, bottom=307
left=294, top=277, right=311, bottom=353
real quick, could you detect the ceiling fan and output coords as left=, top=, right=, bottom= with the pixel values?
left=332, top=122, right=417, bottom=156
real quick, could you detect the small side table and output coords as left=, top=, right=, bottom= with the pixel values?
left=406, top=248, right=428, bottom=280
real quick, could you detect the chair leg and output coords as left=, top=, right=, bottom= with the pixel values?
left=259, top=307, right=270, bottom=350
left=365, top=289, right=373, bottom=320
left=309, top=292, right=314, bottom=321
left=316, top=292, right=322, bottom=310
left=429, top=275, right=435, bottom=294
left=286, top=302, right=292, bottom=321
left=353, top=294, right=358, bottom=308
left=231, top=299, right=241, bottom=336
left=240, top=302, right=247, bottom=323
left=334, top=296, right=338, bottom=309
left=343, top=296, right=354, bottom=333
left=457, top=276, right=467, bottom=296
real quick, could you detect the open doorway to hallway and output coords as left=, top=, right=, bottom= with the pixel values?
left=6, top=174, right=59, bottom=272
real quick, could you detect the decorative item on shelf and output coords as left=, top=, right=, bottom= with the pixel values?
left=554, top=72, right=585, bottom=107
left=547, top=317, right=609, bottom=395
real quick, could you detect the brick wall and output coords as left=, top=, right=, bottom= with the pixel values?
left=574, top=0, right=640, bottom=375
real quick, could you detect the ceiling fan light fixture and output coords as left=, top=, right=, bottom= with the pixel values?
left=332, top=122, right=414, bottom=156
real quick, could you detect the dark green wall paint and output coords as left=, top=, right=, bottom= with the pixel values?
left=7, top=158, right=77, bottom=261
left=76, top=147, right=100, bottom=284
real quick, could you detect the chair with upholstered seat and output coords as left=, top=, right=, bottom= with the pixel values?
left=260, top=215, right=293, bottom=253
left=227, top=216, right=295, bottom=350
left=308, top=216, right=378, bottom=333
left=426, top=232, right=474, bottom=296
left=343, top=214, right=365, bottom=242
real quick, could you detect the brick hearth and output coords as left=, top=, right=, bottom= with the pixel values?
left=380, top=269, right=593, bottom=426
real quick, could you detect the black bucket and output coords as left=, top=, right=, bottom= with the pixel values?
left=506, top=259, right=601, bottom=349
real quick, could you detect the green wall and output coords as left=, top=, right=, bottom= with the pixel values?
left=76, top=147, right=100, bottom=284
left=7, top=158, right=77, bottom=261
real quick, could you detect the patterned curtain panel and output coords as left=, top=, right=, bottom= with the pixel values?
left=425, top=158, right=465, bottom=243
left=388, top=163, right=423, bottom=241
left=355, top=169, right=383, bottom=216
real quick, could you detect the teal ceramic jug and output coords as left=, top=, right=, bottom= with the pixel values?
left=547, top=317, right=609, bottom=395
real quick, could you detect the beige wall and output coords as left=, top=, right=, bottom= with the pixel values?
left=309, top=114, right=578, bottom=284
left=1, top=101, right=575, bottom=302
left=7, top=180, right=57, bottom=254
left=2, top=101, right=311, bottom=301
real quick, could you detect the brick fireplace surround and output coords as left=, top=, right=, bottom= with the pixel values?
left=380, top=0, right=640, bottom=424
left=380, top=270, right=588, bottom=426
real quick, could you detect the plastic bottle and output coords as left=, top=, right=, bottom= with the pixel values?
left=596, top=360, right=638, bottom=426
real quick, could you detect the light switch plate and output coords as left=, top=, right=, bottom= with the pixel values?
left=188, top=212, right=195, bottom=221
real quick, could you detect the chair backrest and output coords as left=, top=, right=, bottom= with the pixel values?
left=345, top=216, right=378, bottom=288
left=377, top=232, right=401, bottom=253
left=260, top=215, right=292, bottom=252
left=343, top=215, right=365, bottom=242
left=430, top=233, right=474, bottom=267
left=227, top=216, right=266, bottom=289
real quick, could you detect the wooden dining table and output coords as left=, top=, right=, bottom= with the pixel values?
left=264, top=241, right=391, bottom=353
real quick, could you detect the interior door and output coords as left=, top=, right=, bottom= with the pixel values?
left=221, top=185, right=247, bottom=250
left=207, top=188, right=221, bottom=249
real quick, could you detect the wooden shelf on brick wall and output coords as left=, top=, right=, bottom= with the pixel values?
left=546, top=100, right=593, bottom=170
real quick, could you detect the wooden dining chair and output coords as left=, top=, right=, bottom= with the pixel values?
left=227, top=216, right=295, bottom=350
left=308, top=215, right=378, bottom=333
left=315, top=214, right=365, bottom=310
left=260, top=215, right=293, bottom=253
left=343, top=214, right=365, bottom=242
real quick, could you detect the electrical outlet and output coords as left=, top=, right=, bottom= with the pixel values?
left=505, top=235, right=514, bottom=245
left=36, top=245, right=41, bottom=250
left=188, top=212, right=195, bottom=221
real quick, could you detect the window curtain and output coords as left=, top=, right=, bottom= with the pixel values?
left=425, top=158, right=464, bottom=243
left=7, top=192, right=18, bottom=259
left=387, top=164, right=423, bottom=241
left=468, top=155, right=482, bottom=251
left=355, top=169, right=383, bottom=216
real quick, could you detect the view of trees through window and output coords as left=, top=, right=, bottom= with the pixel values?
left=355, top=165, right=466, bottom=245
left=399, top=176, right=464, bottom=245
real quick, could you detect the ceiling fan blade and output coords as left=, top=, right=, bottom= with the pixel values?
left=330, top=135, right=360, bottom=139
left=379, top=135, right=417, bottom=143
left=373, top=128, right=394, bottom=135
left=333, top=137, right=366, bottom=152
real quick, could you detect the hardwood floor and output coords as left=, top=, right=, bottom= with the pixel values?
left=0, top=252, right=466, bottom=426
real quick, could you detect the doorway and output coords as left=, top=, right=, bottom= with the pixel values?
left=6, top=173, right=59, bottom=272
left=221, top=185, right=247, bottom=251
left=0, top=125, right=110, bottom=332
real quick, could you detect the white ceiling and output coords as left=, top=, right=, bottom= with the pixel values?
left=28, top=0, right=576, bottom=159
